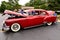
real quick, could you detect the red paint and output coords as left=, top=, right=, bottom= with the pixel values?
left=5, top=9, right=57, bottom=28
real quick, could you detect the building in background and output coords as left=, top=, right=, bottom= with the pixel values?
left=21, top=6, right=34, bottom=10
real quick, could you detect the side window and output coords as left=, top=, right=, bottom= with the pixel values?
left=35, top=11, right=39, bottom=15
left=40, top=12, right=46, bottom=16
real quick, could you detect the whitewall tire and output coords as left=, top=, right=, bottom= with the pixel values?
left=46, top=22, right=52, bottom=26
left=11, top=23, right=21, bottom=32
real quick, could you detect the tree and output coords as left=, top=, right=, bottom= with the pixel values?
left=0, top=0, right=21, bottom=13
left=46, top=0, right=60, bottom=10
left=25, top=0, right=47, bottom=9
left=9, top=0, right=19, bottom=6
left=25, top=0, right=60, bottom=11
left=9, top=0, right=21, bottom=10
left=0, top=1, right=7, bottom=12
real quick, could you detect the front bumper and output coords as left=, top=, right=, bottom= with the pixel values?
left=2, top=23, right=10, bottom=31
left=2, top=27, right=10, bottom=31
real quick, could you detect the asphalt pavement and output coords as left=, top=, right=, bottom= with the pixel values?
left=0, top=14, right=60, bottom=40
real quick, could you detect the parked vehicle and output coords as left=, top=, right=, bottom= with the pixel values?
left=2, top=9, right=57, bottom=32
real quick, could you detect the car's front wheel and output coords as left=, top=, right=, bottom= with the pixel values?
left=11, top=23, right=21, bottom=32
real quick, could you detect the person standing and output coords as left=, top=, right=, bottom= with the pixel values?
left=20, top=9, right=24, bottom=14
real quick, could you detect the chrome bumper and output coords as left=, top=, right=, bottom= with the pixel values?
left=2, top=23, right=10, bottom=31
left=2, top=26, right=10, bottom=31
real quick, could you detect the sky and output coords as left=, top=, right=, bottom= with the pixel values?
left=0, top=0, right=30, bottom=5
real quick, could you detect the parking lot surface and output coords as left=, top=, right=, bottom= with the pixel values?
left=0, top=14, right=60, bottom=40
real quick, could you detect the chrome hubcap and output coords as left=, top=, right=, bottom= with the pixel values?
left=13, top=25, right=19, bottom=30
left=47, top=22, right=52, bottom=25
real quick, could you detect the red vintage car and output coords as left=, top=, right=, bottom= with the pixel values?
left=2, top=9, right=57, bottom=32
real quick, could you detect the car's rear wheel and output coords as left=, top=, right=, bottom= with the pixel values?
left=11, top=23, right=21, bottom=32
left=46, top=22, right=53, bottom=26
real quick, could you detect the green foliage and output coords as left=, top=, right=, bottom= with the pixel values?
left=25, top=0, right=46, bottom=8
left=0, top=1, right=6, bottom=12
left=40, top=4, right=47, bottom=9
left=0, top=0, right=21, bottom=13
left=25, top=0, right=60, bottom=11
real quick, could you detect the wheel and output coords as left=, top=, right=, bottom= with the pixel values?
left=46, top=22, right=53, bottom=26
left=11, top=23, right=21, bottom=32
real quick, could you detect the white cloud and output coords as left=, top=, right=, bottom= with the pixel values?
left=0, top=0, right=30, bottom=5
left=19, top=0, right=30, bottom=5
